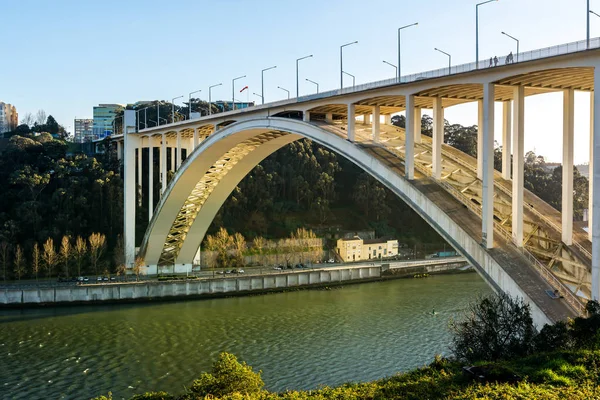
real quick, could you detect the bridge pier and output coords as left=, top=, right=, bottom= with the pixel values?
left=176, top=131, right=182, bottom=169
left=501, top=101, right=512, bottom=180
left=148, top=136, right=154, bottom=221
left=383, top=114, right=391, bottom=125
left=592, top=65, right=600, bottom=300
left=123, top=110, right=138, bottom=268
left=414, top=106, right=422, bottom=144
left=347, top=103, right=356, bottom=142
left=303, top=111, right=311, bottom=122
left=363, top=114, right=371, bottom=124
left=432, top=97, right=443, bottom=179
left=372, top=106, right=380, bottom=141
left=477, top=99, right=483, bottom=180
left=161, top=133, right=167, bottom=194
left=562, top=89, right=575, bottom=245
left=405, top=94, right=415, bottom=180
left=512, top=86, right=525, bottom=247
left=326, top=113, right=333, bottom=123
left=590, top=94, right=594, bottom=242
left=136, top=144, right=142, bottom=207
left=482, top=83, right=495, bottom=249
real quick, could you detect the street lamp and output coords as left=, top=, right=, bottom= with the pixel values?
left=277, top=86, right=290, bottom=99
left=342, top=71, right=355, bottom=88
left=136, top=107, right=149, bottom=131
left=340, top=41, right=358, bottom=89
left=253, top=92, right=263, bottom=101
left=434, top=47, right=452, bottom=75
left=397, top=22, right=418, bottom=81
left=172, top=95, right=183, bottom=123
left=296, top=55, right=313, bottom=97
left=476, top=0, right=498, bottom=69
left=305, top=78, right=319, bottom=93
left=383, top=60, right=398, bottom=78
left=261, top=65, right=276, bottom=105
left=589, top=0, right=592, bottom=49
left=232, top=75, right=246, bottom=111
left=501, top=31, right=520, bottom=62
left=208, top=83, right=222, bottom=116
left=188, top=89, right=202, bottom=119
left=156, top=101, right=162, bottom=126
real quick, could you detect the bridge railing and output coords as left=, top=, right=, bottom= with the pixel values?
left=373, top=141, right=587, bottom=316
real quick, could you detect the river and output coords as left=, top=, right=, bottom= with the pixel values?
left=0, top=273, right=490, bottom=399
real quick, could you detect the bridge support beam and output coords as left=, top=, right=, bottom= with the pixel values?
left=405, top=95, right=415, bottom=180
left=482, top=83, right=495, bottom=249
left=363, top=114, right=371, bottom=124
left=512, top=86, right=525, bottom=247
left=136, top=143, right=142, bottom=207
left=303, top=111, right=311, bottom=122
left=432, top=97, right=443, bottom=180
left=123, top=110, right=138, bottom=268
left=193, top=127, right=199, bottom=149
left=592, top=66, right=600, bottom=300
left=326, top=113, right=333, bottom=123
left=414, top=106, right=422, bottom=144
left=372, top=106, right=380, bottom=142
left=176, top=131, right=182, bottom=170
left=477, top=99, right=483, bottom=180
left=502, top=100, right=512, bottom=180
left=590, top=94, right=595, bottom=242
left=347, top=103, right=356, bottom=142
left=116, top=141, right=122, bottom=161
left=161, top=133, right=167, bottom=194
left=148, top=136, right=154, bottom=221
left=384, top=114, right=391, bottom=125
left=562, top=89, right=575, bottom=245
left=170, top=146, right=175, bottom=172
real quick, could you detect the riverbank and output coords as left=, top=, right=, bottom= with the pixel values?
left=0, top=259, right=470, bottom=308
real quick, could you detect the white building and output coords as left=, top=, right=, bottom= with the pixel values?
left=0, top=102, right=18, bottom=134
left=336, top=236, right=399, bottom=262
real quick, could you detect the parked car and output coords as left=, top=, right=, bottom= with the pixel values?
left=327, top=259, right=335, bottom=263
left=216, top=271, right=224, bottom=275
left=295, top=263, right=305, bottom=269
left=83, top=277, right=89, bottom=282
left=96, top=276, right=103, bottom=282
left=102, top=277, right=109, bottom=281
left=225, top=270, right=233, bottom=274
left=273, top=266, right=282, bottom=270
left=237, top=269, right=244, bottom=274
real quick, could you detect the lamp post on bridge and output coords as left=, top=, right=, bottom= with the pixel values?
left=277, top=86, right=290, bottom=99
left=296, top=55, right=313, bottom=97
left=136, top=107, right=149, bottom=131
left=342, top=71, right=355, bottom=88
left=208, top=83, right=222, bottom=116
left=261, top=65, right=276, bottom=105
left=501, top=31, right=519, bottom=62
left=188, top=89, right=201, bottom=119
left=340, top=41, right=358, bottom=89
left=156, top=101, right=161, bottom=126
left=171, top=95, right=183, bottom=123
left=305, top=78, right=319, bottom=93
left=397, top=22, right=417, bottom=82
left=232, top=75, right=246, bottom=111
left=434, top=47, right=452, bottom=75
left=253, top=92, right=263, bottom=102
left=476, top=0, right=498, bottom=69
left=382, top=60, right=398, bottom=78
left=589, top=0, right=591, bottom=49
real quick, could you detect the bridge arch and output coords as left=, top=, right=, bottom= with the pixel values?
left=138, top=116, right=561, bottom=326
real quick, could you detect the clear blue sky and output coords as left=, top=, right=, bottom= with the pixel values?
left=0, top=0, right=595, bottom=163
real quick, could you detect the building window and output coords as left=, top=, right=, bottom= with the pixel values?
left=373, top=250, right=376, bottom=256
left=384, top=249, right=387, bottom=255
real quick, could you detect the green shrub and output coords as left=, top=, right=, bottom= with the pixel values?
left=188, top=352, right=264, bottom=397
left=534, top=321, right=572, bottom=352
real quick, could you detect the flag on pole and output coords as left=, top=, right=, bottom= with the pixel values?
left=240, top=86, right=249, bottom=93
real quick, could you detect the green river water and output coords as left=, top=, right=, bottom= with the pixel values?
left=0, top=273, right=491, bottom=399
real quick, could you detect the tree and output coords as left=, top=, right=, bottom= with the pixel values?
left=133, top=256, right=145, bottom=281
left=42, top=238, right=58, bottom=278
left=189, top=352, right=264, bottom=397
left=88, top=233, right=106, bottom=276
left=13, top=244, right=25, bottom=280
left=252, top=236, right=267, bottom=267
left=205, top=228, right=233, bottom=269
left=232, top=232, right=246, bottom=267
left=0, top=242, right=10, bottom=281
left=450, top=293, right=537, bottom=363
left=32, top=242, right=41, bottom=281
left=74, top=236, right=87, bottom=277
left=113, top=235, right=125, bottom=276
left=60, top=235, right=71, bottom=278
left=21, top=113, right=34, bottom=127
left=35, top=109, right=47, bottom=126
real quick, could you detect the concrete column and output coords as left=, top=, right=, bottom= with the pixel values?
left=384, top=114, right=392, bottom=125
left=477, top=99, right=484, bottom=180
left=562, top=89, right=575, bottom=245
left=347, top=103, right=356, bottom=142
left=303, top=111, right=311, bottom=122
left=482, top=83, right=495, bottom=249
left=512, top=86, right=525, bottom=246
left=405, top=94, right=415, bottom=180
left=590, top=93, right=594, bottom=242
left=148, top=137, right=154, bottom=221
left=176, top=131, right=182, bottom=170
left=123, top=110, right=138, bottom=268
left=136, top=139, right=142, bottom=207
left=193, top=127, right=199, bottom=149
left=325, top=113, right=333, bottom=123
left=372, top=106, right=380, bottom=142
left=432, top=97, right=443, bottom=179
left=170, top=146, right=175, bottom=172
left=502, top=101, right=512, bottom=180
left=116, top=141, right=122, bottom=161
left=592, top=66, right=600, bottom=300
left=414, top=106, right=422, bottom=144
left=363, top=114, right=371, bottom=124
left=161, top=133, right=167, bottom=194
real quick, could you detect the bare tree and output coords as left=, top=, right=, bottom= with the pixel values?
left=32, top=242, right=41, bottom=281
left=206, top=228, right=233, bottom=269
left=42, top=238, right=58, bottom=278
left=13, top=245, right=25, bottom=280
left=0, top=242, right=10, bottom=281
left=35, top=109, right=47, bottom=126
left=74, top=236, right=87, bottom=277
left=232, top=232, right=246, bottom=267
left=133, top=256, right=145, bottom=281
left=60, top=235, right=71, bottom=278
left=252, top=236, right=267, bottom=267
left=21, top=112, right=34, bottom=127
left=88, top=233, right=106, bottom=277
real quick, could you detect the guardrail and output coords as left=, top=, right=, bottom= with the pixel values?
left=370, top=139, right=586, bottom=315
